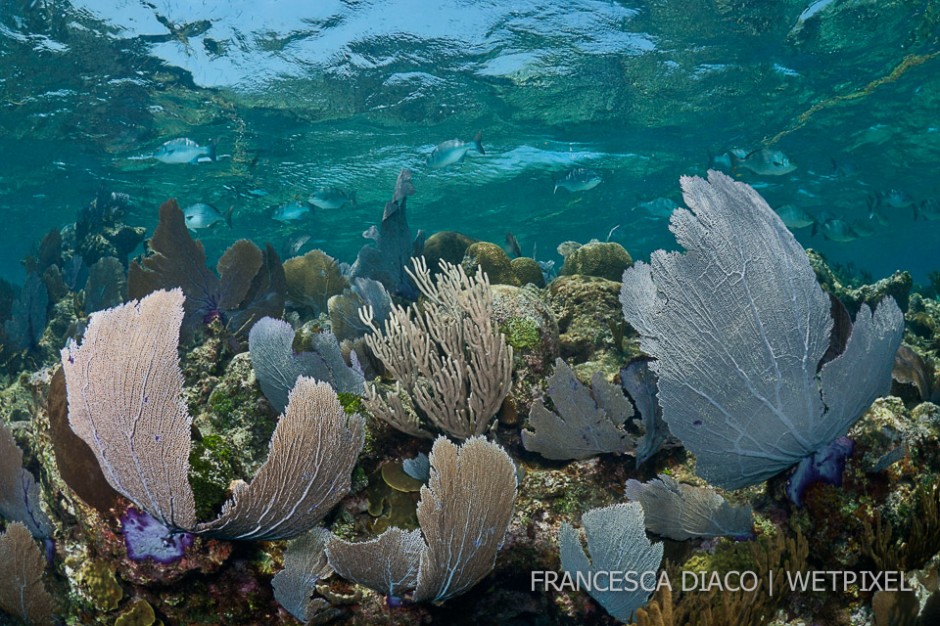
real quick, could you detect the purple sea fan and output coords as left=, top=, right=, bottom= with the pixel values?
left=128, top=199, right=285, bottom=343
left=121, top=506, right=194, bottom=564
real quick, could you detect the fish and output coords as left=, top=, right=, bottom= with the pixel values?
left=709, top=148, right=748, bottom=170
left=732, top=148, right=797, bottom=176
left=282, top=234, right=312, bottom=258
left=874, top=189, right=913, bottom=209
left=850, top=219, right=876, bottom=238
left=505, top=232, right=522, bottom=258
left=554, top=168, right=602, bottom=194
left=150, top=138, right=216, bottom=164
left=819, top=218, right=859, bottom=243
left=271, top=201, right=311, bottom=223
left=183, top=203, right=232, bottom=230
left=776, top=204, right=816, bottom=230
left=556, top=241, right=582, bottom=257
left=308, top=187, right=357, bottom=210
left=915, top=199, right=940, bottom=221
left=829, top=157, right=858, bottom=179
left=732, top=147, right=797, bottom=176
left=537, top=259, right=556, bottom=283
left=789, top=0, right=840, bottom=37
left=426, top=131, right=485, bottom=169
left=635, top=197, right=678, bottom=220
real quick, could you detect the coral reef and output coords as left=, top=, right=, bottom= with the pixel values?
left=422, top=230, right=478, bottom=271
left=490, top=284, right=560, bottom=426
left=809, top=248, right=913, bottom=314
left=461, top=241, right=519, bottom=286
left=545, top=274, right=638, bottom=372
left=559, top=240, right=632, bottom=281
left=283, top=249, right=348, bottom=317
left=1, top=170, right=938, bottom=626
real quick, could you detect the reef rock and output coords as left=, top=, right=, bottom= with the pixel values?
left=511, top=257, right=545, bottom=287
left=545, top=275, right=637, bottom=372
left=462, top=241, right=519, bottom=286
left=559, top=240, right=632, bottom=281
left=423, top=231, right=478, bottom=272
left=808, top=248, right=912, bottom=313
left=490, top=284, right=560, bottom=425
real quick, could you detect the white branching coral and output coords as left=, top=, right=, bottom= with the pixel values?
left=360, top=257, right=513, bottom=439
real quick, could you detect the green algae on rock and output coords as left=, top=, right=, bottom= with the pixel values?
left=490, top=284, right=560, bottom=426
left=546, top=274, right=639, bottom=372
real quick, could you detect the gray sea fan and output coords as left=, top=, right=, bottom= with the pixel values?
left=249, top=316, right=364, bottom=412
left=522, top=358, right=635, bottom=460
left=0, top=422, right=54, bottom=541
left=271, top=528, right=333, bottom=623
left=61, top=290, right=365, bottom=542
left=325, top=436, right=517, bottom=604
left=625, top=475, right=752, bottom=541
left=325, top=527, right=423, bottom=598
left=620, top=357, right=669, bottom=467
left=619, top=171, right=904, bottom=494
left=559, top=502, right=663, bottom=623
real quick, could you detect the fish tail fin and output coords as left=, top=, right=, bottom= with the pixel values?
left=811, top=220, right=818, bottom=237
left=553, top=184, right=559, bottom=195
left=224, top=205, right=234, bottom=228
left=729, top=151, right=741, bottom=175
left=472, top=130, right=485, bottom=155
left=207, top=138, right=218, bottom=162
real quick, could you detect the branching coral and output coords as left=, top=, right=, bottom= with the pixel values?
left=360, top=257, right=513, bottom=439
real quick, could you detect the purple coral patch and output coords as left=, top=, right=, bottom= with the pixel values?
left=121, top=506, right=194, bottom=564
left=786, top=436, right=855, bottom=507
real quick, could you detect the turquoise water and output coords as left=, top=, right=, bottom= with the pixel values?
left=2, top=1, right=938, bottom=285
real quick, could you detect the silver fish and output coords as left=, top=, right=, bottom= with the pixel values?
left=850, top=219, right=876, bottom=238
left=538, top=259, right=556, bottom=283
left=635, top=197, right=678, bottom=220
left=151, top=138, right=216, bottom=164
left=876, top=189, right=913, bottom=209
left=505, top=232, right=522, bottom=258
left=183, top=203, right=232, bottom=230
left=283, top=234, right=312, bottom=258
left=732, top=148, right=797, bottom=176
left=426, top=131, right=485, bottom=169
left=915, top=199, right=940, bottom=221
left=776, top=204, right=815, bottom=230
left=710, top=148, right=748, bottom=170
left=819, top=218, right=859, bottom=243
left=556, top=241, right=582, bottom=257
left=272, top=201, right=311, bottom=223
left=308, top=187, right=357, bottom=210
left=554, top=168, right=602, bottom=194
